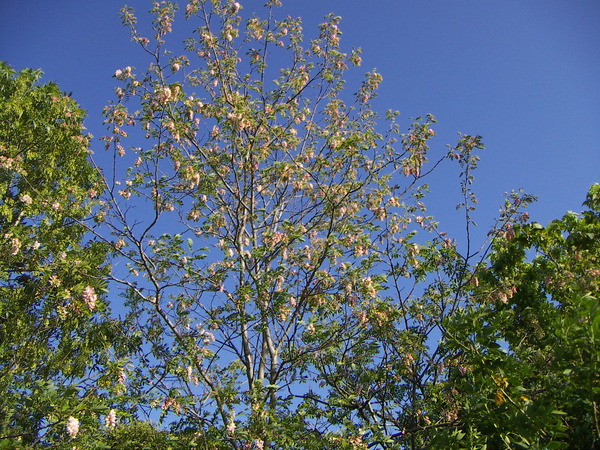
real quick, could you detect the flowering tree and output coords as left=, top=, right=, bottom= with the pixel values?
left=296, top=137, right=539, bottom=448
left=96, top=1, right=489, bottom=447
left=0, top=63, right=118, bottom=446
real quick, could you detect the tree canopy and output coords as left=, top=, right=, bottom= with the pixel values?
left=0, top=62, right=116, bottom=446
left=439, top=185, right=600, bottom=448
left=0, top=1, right=598, bottom=448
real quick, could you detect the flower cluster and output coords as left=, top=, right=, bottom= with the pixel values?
left=105, top=409, right=117, bottom=428
left=82, top=286, right=97, bottom=311
left=66, top=416, right=79, bottom=438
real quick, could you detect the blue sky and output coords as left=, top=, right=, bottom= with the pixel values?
left=1, top=0, right=599, bottom=240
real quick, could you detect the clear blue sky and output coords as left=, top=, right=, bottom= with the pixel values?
left=1, top=0, right=599, bottom=239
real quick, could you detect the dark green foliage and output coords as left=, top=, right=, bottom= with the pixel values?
left=441, top=184, right=600, bottom=448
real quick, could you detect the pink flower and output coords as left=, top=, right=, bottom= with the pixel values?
left=66, top=416, right=79, bottom=438
left=227, top=411, right=236, bottom=435
left=10, top=238, right=21, bottom=255
left=118, top=190, right=131, bottom=199
left=82, top=286, right=97, bottom=311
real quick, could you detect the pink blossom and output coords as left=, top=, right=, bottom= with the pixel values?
left=82, top=286, right=97, bottom=311
left=105, top=409, right=117, bottom=428
left=66, top=416, right=79, bottom=438
left=227, top=412, right=236, bottom=435
left=10, top=238, right=21, bottom=255
left=49, top=275, right=61, bottom=287
left=20, top=194, right=32, bottom=204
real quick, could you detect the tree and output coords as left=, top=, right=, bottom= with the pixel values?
left=296, top=137, right=539, bottom=448
left=97, top=1, right=484, bottom=447
left=0, top=62, right=118, bottom=447
left=438, top=185, right=600, bottom=448
left=3, top=3, right=595, bottom=449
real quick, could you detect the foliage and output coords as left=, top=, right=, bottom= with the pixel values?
left=0, top=62, right=117, bottom=446
left=439, top=184, right=600, bottom=448
left=2, top=1, right=599, bottom=448
left=100, top=419, right=192, bottom=449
